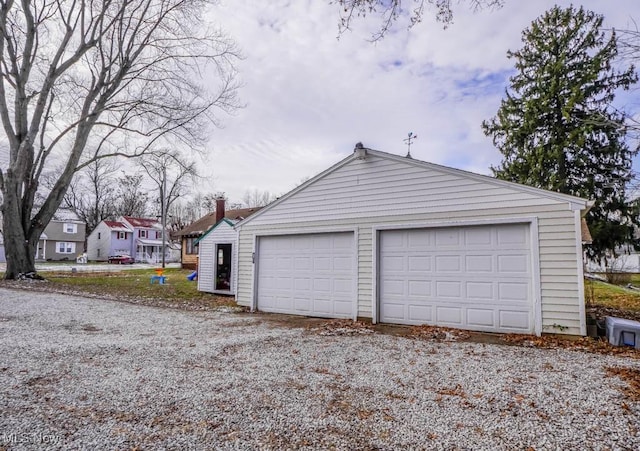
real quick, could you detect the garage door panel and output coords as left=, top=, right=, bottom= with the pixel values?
left=436, top=306, right=463, bottom=325
left=381, top=302, right=405, bottom=321
left=333, top=300, right=353, bottom=315
left=408, top=304, right=432, bottom=322
left=257, top=233, right=355, bottom=318
left=465, top=228, right=492, bottom=246
left=408, top=280, right=431, bottom=296
left=381, top=230, right=405, bottom=248
left=295, top=257, right=312, bottom=269
left=407, top=229, right=433, bottom=248
left=333, top=256, right=352, bottom=271
left=313, top=278, right=331, bottom=292
left=380, top=224, right=533, bottom=333
left=497, top=255, right=529, bottom=273
left=466, top=281, right=493, bottom=299
left=334, top=278, right=353, bottom=294
left=295, top=297, right=312, bottom=310
left=435, top=229, right=461, bottom=246
left=435, top=255, right=461, bottom=272
left=467, top=309, right=495, bottom=327
left=498, top=282, right=530, bottom=301
left=294, top=278, right=311, bottom=290
left=276, top=257, right=292, bottom=270
left=499, top=311, right=530, bottom=330
left=381, top=279, right=405, bottom=296
left=497, top=225, right=528, bottom=245
left=408, top=256, right=431, bottom=271
left=332, top=234, right=354, bottom=248
left=435, top=281, right=462, bottom=298
left=466, top=255, right=493, bottom=272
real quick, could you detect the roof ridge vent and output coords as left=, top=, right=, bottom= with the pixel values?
left=354, top=142, right=367, bottom=160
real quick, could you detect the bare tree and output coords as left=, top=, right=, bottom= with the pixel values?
left=114, top=174, right=150, bottom=218
left=0, top=0, right=240, bottom=278
left=243, top=188, right=277, bottom=208
left=61, top=159, right=118, bottom=235
left=141, top=149, right=197, bottom=267
left=336, top=0, right=504, bottom=40
left=142, top=150, right=197, bottom=217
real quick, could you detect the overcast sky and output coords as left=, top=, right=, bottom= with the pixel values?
left=198, top=0, right=640, bottom=204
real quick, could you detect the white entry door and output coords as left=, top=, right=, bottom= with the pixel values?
left=257, top=232, right=355, bottom=318
left=379, top=224, right=533, bottom=333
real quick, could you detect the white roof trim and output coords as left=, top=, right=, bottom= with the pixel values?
left=236, top=148, right=590, bottom=229
left=235, top=154, right=355, bottom=230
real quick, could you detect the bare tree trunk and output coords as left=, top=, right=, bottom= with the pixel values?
left=2, top=182, right=38, bottom=278
left=0, top=0, right=240, bottom=279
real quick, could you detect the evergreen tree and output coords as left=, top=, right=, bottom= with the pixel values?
left=482, top=5, right=639, bottom=263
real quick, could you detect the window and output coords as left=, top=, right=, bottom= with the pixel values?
left=97, top=249, right=101, bottom=257
left=64, top=223, right=77, bottom=234
left=117, top=231, right=127, bottom=240
left=185, top=237, right=199, bottom=255
left=98, top=232, right=101, bottom=239
left=139, top=229, right=147, bottom=238
left=156, top=231, right=161, bottom=239
left=57, top=242, right=76, bottom=254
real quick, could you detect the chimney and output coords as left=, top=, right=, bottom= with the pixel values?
left=215, top=197, right=225, bottom=223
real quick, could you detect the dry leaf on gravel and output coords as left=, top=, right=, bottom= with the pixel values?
left=307, top=319, right=374, bottom=336
left=411, top=325, right=471, bottom=341
left=501, top=334, right=640, bottom=359
left=606, top=367, right=640, bottom=401
left=437, top=384, right=467, bottom=398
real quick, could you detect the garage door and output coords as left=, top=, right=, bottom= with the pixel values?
left=257, top=232, right=355, bottom=318
left=379, top=224, right=533, bottom=333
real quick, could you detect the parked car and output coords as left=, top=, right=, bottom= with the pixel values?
left=108, top=255, right=135, bottom=264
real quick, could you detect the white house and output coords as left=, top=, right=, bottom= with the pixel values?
left=196, top=218, right=239, bottom=295
left=235, top=146, right=592, bottom=336
left=87, top=216, right=172, bottom=263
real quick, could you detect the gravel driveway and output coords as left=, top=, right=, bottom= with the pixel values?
left=1, top=288, right=639, bottom=450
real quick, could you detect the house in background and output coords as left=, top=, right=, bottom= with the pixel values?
left=87, top=219, right=133, bottom=261
left=175, top=199, right=260, bottom=270
left=35, top=220, right=86, bottom=261
left=87, top=216, right=172, bottom=263
left=235, top=146, right=592, bottom=336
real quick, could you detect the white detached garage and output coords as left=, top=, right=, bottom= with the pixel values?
left=235, top=147, right=591, bottom=336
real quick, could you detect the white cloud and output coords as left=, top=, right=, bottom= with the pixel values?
left=201, top=0, right=640, bottom=203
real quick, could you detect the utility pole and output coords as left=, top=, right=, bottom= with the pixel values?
left=161, top=163, right=167, bottom=269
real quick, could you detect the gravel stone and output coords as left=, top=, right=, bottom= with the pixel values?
left=1, top=287, right=639, bottom=450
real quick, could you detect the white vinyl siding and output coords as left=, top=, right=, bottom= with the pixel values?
left=236, top=154, right=586, bottom=335
left=87, top=223, right=110, bottom=261
left=197, top=222, right=238, bottom=295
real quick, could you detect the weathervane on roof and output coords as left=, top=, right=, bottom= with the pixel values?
left=404, top=132, right=417, bottom=159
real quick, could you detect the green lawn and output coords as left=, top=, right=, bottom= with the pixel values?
left=585, top=275, right=640, bottom=321
left=1, top=268, right=237, bottom=309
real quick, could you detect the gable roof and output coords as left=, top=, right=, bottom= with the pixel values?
left=194, top=218, right=237, bottom=245
left=175, top=207, right=262, bottom=237
left=237, top=147, right=591, bottom=229
left=122, top=216, right=161, bottom=228
left=104, top=220, right=130, bottom=231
